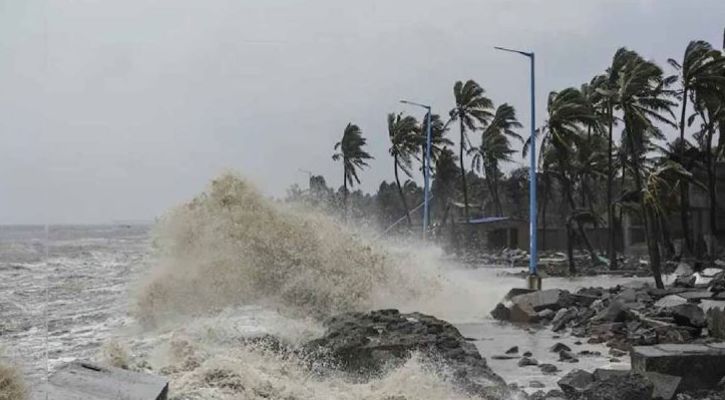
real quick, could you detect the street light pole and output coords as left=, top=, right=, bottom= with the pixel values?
left=494, top=46, right=540, bottom=290
left=400, top=100, right=432, bottom=239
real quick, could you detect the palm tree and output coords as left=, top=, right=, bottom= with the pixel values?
left=387, top=112, right=419, bottom=227
left=418, top=113, right=453, bottom=184
left=527, top=87, right=600, bottom=271
left=332, top=123, right=373, bottom=215
left=449, top=80, right=494, bottom=221
left=432, top=147, right=459, bottom=226
left=597, top=48, right=639, bottom=269
left=468, top=104, right=522, bottom=215
left=614, top=49, right=677, bottom=288
left=668, top=40, right=725, bottom=254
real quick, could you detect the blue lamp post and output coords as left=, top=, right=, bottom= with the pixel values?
left=494, top=46, right=540, bottom=290
left=400, top=100, right=432, bottom=239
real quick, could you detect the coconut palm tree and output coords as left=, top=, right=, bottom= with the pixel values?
left=668, top=40, right=725, bottom=254
left=596, top=48, right=639, bottom=269
left=418, top=113, right=453, bottom=184
left=468, top=103, right=522, bottom=215
left=432, top=147, right=459, bottom=227
left=614, top=49, right=677, bottom=288
left=687, top=55, right=725, bottom=246
left=449, top=80, right=494, bottom=221
left=332, top=123, right=373, bottom=214
left=527, top=87, right=600, bottom=271
left=387, top=112, right=419, bottom=227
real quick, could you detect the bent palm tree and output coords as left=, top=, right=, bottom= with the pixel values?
left=418, top=113, right=453, bottom=183
left=468, top=104, right=522, bottom=215
left=615, top=50, right=677, bottom=288
left=387, top=112, right=419, bottom=227
left=449, top=80, right=494, bottom=221
left=596, top=48, right=641, bottom=268
left=332, top=123, right=373, bottom=215
left=668, top=40, right=725, bottom=254
left=526, top=87, right=600, bottom=270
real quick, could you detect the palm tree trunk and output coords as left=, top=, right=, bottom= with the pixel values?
left=343, top=164, right=348, bottom=219
left=563, top=173, right=598, bottom=264
left=394, top=154, right=413, bottom=227
left=679, top=89, right=693, bottom=254
left=627, top=129, right=664, bottom=289
left=707, top=128, right=718, bottom=250
left=607, top=102, right=618, bottom=269
left=459, top=119, right=470, bottom=221
left=660, top=212, right=675, bottom=259
left=567, top=220, right=576, bottom=274
left=493, top=177, right=502, bottom=216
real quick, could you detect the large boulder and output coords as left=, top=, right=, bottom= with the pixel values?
left=578, top=373, right=653, bottom=400
left=670, top=304, right=706, bottom=329
left=511, top=289, right=572, bottom=312
left=593, top=301, right=631, bottom=323
left=302, top=309, right=509, bottom=398
left=557, top=369, right=594, bottom=398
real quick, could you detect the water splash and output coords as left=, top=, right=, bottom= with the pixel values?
left=135, top=173, right=441, bottom=325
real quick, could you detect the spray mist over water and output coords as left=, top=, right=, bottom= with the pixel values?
left=128, top=173, right=515, bottom=399
left=136, top=173, right=498, bottom=325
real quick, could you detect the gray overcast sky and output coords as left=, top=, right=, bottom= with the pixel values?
left=0, top=0, right=723, bottom=224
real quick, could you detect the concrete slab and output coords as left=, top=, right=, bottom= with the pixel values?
left=31, top=361, right=168, bottom=400
left=512, top=289, right=567, bottom=311
left=631, top=343, right=725, bottom=390
left=677, top=290, right=713, bottom=301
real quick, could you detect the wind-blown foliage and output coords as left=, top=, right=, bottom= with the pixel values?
left=449, top=80, right=494, bottom=221
left=333, top=123, right=373, bottom=212
left=468, top=103, right=522, bottom=215
left=387, top=112, right=420, bottom=226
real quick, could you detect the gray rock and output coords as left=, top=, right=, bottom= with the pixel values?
left=674, top=263, right=693, bottom=277
left=30, top=361, right=169, bottom=400
left=593, top=301, right=630, bottom=323
left=551, top=308, right=570, bottom=326
left=538, top=309, right=556, bottom=320
left=579, top=372, right=653, bottom=400
left=491, top=355, right=518, bottom=360
left=593, top=368, right=630, bottom=382
left=645, top=371, right=681, bottom=400
left=510, top=301, right=539, bottom=323
left=539, top=363, right=558, bottom=374
left=670, top=303, right=706, bottom=328
left=523, top=351, right=532, bottom=357
left=511, top=289, right=571, bottom=312
left=550, top=342, right=571, bottom=353
left=674, top=274, right=696, bottom=288
left=505, top=346, right=519, bottom=354
left=518, top=357, right=538, bottom=367
left=558, top=350, right=578, bottom=363
left=490, top=302, right=511, bottom=321
left=557, top=369, right=594, bottom=397
left=302, top=309, right=507, bottom=397
left=655, top=295, right=687, bottom=308
left=677, top=290, right=713, bottom=301
left=529, top=380, right=545, bottom=388
left=552, top=308, right=579, bottom=332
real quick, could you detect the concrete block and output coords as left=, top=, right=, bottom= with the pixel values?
left=31, top=361, right=168, bottom=400
left=631, top=343, right=725, bottom=390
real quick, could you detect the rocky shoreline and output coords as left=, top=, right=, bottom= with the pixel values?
left=489, top=262, right=725, bottom=399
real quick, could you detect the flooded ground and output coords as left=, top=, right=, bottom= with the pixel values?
left=0, top=224, right=648, bottom=395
